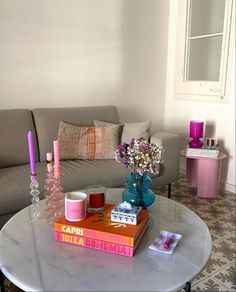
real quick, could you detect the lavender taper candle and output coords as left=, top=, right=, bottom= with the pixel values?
left=28, top=131, right=37, bottom=175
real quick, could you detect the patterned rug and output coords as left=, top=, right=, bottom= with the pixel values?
left=2, top=176, right=236, bottom=292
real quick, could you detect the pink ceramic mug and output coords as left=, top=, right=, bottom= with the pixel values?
left=65, top=192, right=87, bottom=222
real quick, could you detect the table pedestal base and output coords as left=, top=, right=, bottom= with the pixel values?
left=180, top=150, right=226, bottom=198
left=0, top=270, right=5, bottom=292
left=186, top=157, right=222, bottom=198
left=184, top=282, right=191, bottom=292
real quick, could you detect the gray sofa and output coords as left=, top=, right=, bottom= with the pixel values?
left=0, top=106, right=180, bottom=228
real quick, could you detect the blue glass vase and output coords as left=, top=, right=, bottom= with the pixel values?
left=122, top=172, right=155, bottom=208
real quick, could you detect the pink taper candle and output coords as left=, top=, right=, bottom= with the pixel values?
left=54, top=166, right=60, bottom=178
left=53, top=140, right=60, bottom=167
left=28, top=131, right=37, bottom=175
left=53, top=140, right=60, bottom=178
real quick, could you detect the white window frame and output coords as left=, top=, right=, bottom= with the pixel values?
left=175, top=0, right=233, bottom=101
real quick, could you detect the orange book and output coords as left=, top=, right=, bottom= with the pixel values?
left=54, top=204, right=149, bottom=247
left=54, top=222, right=149, bottom=257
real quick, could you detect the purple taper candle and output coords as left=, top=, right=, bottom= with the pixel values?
left=189, top=121, right=204, bottom=138
left=28, top=131, right=37, bottom=175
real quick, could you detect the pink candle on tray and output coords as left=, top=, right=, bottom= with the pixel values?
left=27, top=131, right=37, bottom=175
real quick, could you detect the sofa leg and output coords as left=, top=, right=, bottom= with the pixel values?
left=0, top=270, right=5, bottom=292
left=168, top=183, right=171, bottom=199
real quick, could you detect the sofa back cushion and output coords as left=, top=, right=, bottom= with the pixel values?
left=94, top=120, right=151, bottom=142
left=32, top=106, right=120, bottom=161
left=58, top=121, right=120, bottom=160
left=0, top=109, right=39, bottom=168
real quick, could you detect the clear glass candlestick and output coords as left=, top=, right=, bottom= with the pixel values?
left=44, top=159, right=54, bottom=199
left=29, top=174, right=41, bottom=223
left=43, top=166, right=65, bottom=224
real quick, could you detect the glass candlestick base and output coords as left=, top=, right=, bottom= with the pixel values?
left=43, top=174, right=65, bottom=224
left=29, top=174, right=41, bottom=223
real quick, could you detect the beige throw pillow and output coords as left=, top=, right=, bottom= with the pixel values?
left=94, top=120, right=151, bottom=142
left=58, top=121, right=119, bottom=160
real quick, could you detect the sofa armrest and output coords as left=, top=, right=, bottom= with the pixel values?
left=150, top=132, right=180, bottom=186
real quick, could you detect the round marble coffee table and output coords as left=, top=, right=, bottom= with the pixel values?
left=0, top=188, right=212, bottom=292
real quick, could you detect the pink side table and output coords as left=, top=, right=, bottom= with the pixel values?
left=180, top=149, right=227, bottom=198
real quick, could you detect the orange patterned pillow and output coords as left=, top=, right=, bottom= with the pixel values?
left=58, top=121, right=119, bottom=160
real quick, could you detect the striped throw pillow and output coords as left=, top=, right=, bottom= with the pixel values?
left=58, top=121, right=119, bottom=160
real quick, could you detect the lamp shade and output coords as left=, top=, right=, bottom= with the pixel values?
left=189, top=121, right=204, bottom=138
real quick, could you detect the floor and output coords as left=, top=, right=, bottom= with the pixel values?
left=2, top=176, right=236, bottom=292
left=169, top=177, right=236, bottom=292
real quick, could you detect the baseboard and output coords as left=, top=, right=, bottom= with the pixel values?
left=221, top=182, right=236, bottom=194
left=179, top=167, right=186, bottom=176
left=179, top=167, right=236, bottom=195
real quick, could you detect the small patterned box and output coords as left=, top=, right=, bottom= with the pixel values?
left=111, top=202, right=142, bottom=225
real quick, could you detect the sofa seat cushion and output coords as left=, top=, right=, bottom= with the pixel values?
left=0, top=160, right=128, bottom=216
left=0, top=163, right=47, bottom=216
left=60, top=159, right=128, bottom=192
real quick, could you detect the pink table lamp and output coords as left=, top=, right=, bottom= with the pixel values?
left=189, top=120, right=204, bottom=148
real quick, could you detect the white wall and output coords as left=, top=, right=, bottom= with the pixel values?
left=164, top=0, right=235, bottom=193
left=0, top=0, right=234, bottom=191
left=117, top=0, right=169, bottom=132
left=0, top=0, right=169, bottom=132
left=0, top=0, right=123, bottom=108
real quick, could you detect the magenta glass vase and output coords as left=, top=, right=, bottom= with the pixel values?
left=189, top=120, right=204, bottom=148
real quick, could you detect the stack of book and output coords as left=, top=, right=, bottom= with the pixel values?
left=54, top=204, right=149, bottom=257
left=186, top=147, right=219, bottom=158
